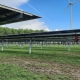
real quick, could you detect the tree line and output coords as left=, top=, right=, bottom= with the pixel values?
left=0, top=26, right=44, bottom=35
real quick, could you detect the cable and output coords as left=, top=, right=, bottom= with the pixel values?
left=27, top=3, right=53, bottom=24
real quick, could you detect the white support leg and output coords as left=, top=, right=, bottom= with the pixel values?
left=50, top=42, right=52, bottom=46
left=29, top=39, right=32, bottom=54
left=64, top=42, right=66, bottom=49
left=65, top=42, right=66, bottom=48
left=19, top=42, right=21, bottom=48
left=68, top=42, right=70, bottom=51
left=19, top=42, right=23, bottom=48
left=6, top=42, right=9, bottom=48
left=18, top=42, right=20, bottom=47
left=46, top=41, right=48, bottom=48
left=20, top=42, right=23, bottom=48
left=40, top=42, right=43, bottom=50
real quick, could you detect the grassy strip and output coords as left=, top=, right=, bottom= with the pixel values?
left=0, top=45, right=80, bottom=66
left=0, top=63, right=73, bottom=80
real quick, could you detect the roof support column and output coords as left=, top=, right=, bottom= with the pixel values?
left=29, top=38, right=32, bottom=54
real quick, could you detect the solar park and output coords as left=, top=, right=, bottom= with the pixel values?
left=0, top=4, right=80, bottom=80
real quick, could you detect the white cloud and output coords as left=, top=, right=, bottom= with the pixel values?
left=0, top=0, right=50, bottom=31
left=45, top=28, right=50, bottom=31
left=55, top=29, right=59, bottom=31
left=3, top=20, right=50, bottom=31
left=55, top=29, right=63, bottom=31
left=0, top=0, right=29, bottom=8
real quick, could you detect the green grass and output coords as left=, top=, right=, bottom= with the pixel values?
left=0, top=63, right=73, bottom=80
left=0, top=63, right=48, bottom=80
left=0, top=45, right=80, bottom=65
left=0, top=44, right=80, bottom=80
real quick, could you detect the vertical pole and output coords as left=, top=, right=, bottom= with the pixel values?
left=40, top=42, right=43, bottom=50
left=68, top=41, right=70, bottom=51
left=29, top=38, right=32, bottom=54
left=19, top=42, right=21, bottom=48
left=18, top=42, right=20, bottom=47
left=19, top=42, right=23, bottom=48
left=20, top=42, right=23, bottom=48
left=6, top=40, right=9, bottom=48
left=70, top=4, right=72, bottom=30
left=6, top=42, right=9, bottom=48
left=46, top=41, right=48, bottom=48
left=1, top=39, right=4, bottom=51
left=64, top=42, right=66, bottom=48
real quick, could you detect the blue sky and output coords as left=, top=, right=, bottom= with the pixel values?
left=20, top=0, right=80, bottom=30
left=1, top=0, right=80, bottom=31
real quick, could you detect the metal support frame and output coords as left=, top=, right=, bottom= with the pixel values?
left=0, top=13, right=23, bottom=22
left=40, top=42, right=43, bottom=50
left=68, top=41, right=70, bottom=51
left=63, top=41, right=66, bottom=48
left=5, top=40, right=9, bottom=48
left=19, top=42, right=21, bottom=47
left=6, top=41, right=9, bottom=48
left=20, top=42, right=23, bottom=48
left=46, top=41, right=48, bottom=48
left=29, top=38, right=32, bottom=54
left=18, top=42, right=22, bottom=48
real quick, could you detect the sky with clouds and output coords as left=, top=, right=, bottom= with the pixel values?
left=0, top=0, right=50, bottom=31
left=0, top=0, right=80, bottom=31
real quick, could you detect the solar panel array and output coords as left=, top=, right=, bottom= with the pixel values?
left=0, top=29, right=80, bottom=42
left=0, top=4, right=80, bottom=53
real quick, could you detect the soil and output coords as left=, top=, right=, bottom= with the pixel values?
left=0, top=57, right=80, bottom=80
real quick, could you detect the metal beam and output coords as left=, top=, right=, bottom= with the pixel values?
left=0, top=13, right=23, bottom=22
left=68, top=42, right=70, bottom=51
left=40, top=42, right=43, bottom=50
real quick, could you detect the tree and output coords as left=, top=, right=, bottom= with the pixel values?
left=18, top=29, right=24, bottom=34
left=0, top=26, right=4, bottom=35
left=0, top=26, right=44, bottom=35
left=3, top=27, right=11, bottom=35
left=11, top=28, right=18, bottom=34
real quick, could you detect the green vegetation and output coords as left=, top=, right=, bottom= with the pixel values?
left=0, top=45, right=80, bottom=80
left=0, top=26, right=44, bottom=35
left=0, top=63, right=73, bottom=80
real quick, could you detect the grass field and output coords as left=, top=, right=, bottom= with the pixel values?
left=0, top=44, right=80, bottom=80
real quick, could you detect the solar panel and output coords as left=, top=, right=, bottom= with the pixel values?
left=0, top=4, right=41, bottom=25
left=0, top=29, right=80, bottom=40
